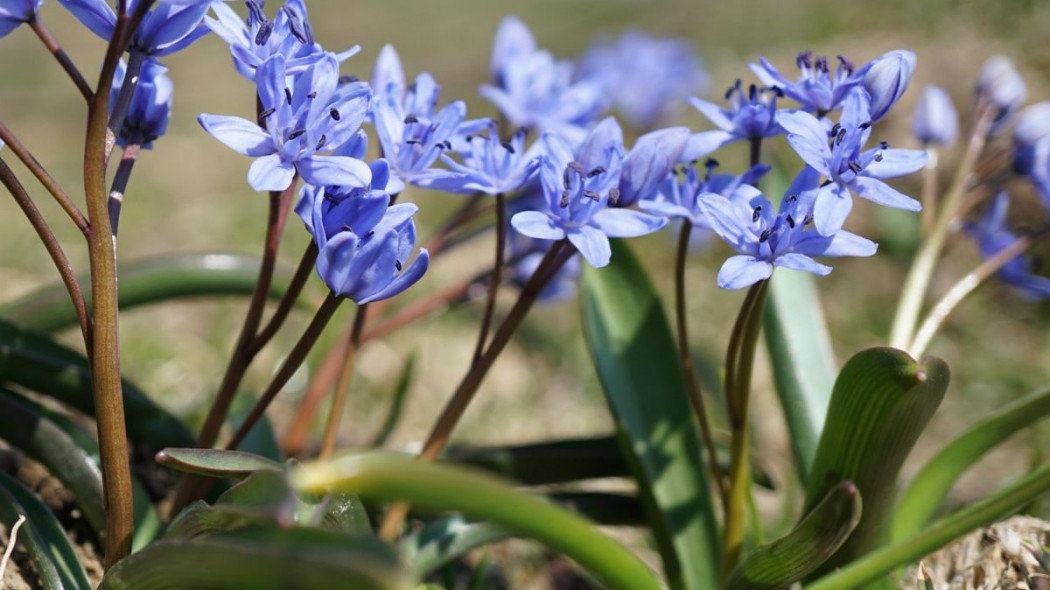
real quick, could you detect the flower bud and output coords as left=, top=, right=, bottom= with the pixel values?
left=912, top=85, right=958, bottom=146
left=1014, top=103, right=1050, bottom=175
left=976, top=55, right=1027, bottom=114
left=862, top=50, right=916, bottom=122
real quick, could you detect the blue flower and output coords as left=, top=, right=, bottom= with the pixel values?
left=207, top=0, right=359, bottom=81
left=913, top=85, right=958, bottom=147
left=296, top=159, right=429, bottom=304
left=965, top=191, right=1050, bottom=299
left=110, top=58, right=172, bottom=149
left=777, top=90, right=927, bottom=235
left=59, top=0, right=210, bottom=56
left=0, top=0, right=45, bottom=38
left=480, top=16, right=606, bottom=144
left=410, top=122, right=541, bottom=195
left=976, top=55, right=1027, bottom=122
left=616, top=126, right=692, bottom=207
left=860, top=50, right=916, bottom=123
left=198, top=53, right=372, bottom=192
left=698, top=168, right=878, bottom=289
left=577, top=30, right=708, bottom=130
left=1022, top=137, right=1050, bottom=210
left=506, top=189, right=581, bottom=302
left=1012, top=102, right=1050, bottom=176
left=640, top=159, right=770, bottom=228
left=683, top=80, right=786, bottom=161
left=750, top=51, right=863, bottom=114
left=509, top=118, right=667, bottom=268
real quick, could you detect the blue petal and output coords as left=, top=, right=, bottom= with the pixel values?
left=773, top=253, right=832, bottom=276
left=851, top=176, right=922, bottom=211
left=813, top=182, right=853, bottom=236
left=680, top=130, right=735, bottom=161
left=688, top=97, right=734, bottom=131
left=370, top=44, right=405, bottom=98
left=717, top=255, right=773, bottom=289
left=777, top=111, right=832, bottom=173
left=568, top=225, right=612, bottom=268
left=58, top=0, right=115, bottom=40
left=862, top=50, right=916, bottom=123
left=862, top=149, right=928, bottom=179
left=359, top=249, right=430, bottom=304
left=490, top=16, right=536, bottom=83
left=590, top=208, right=668, bottom=238
left=793, top=229, right=878, bottom=258
left=511, top=211, right=566, bottom=240
left=247, top=154, right=296, bottom=192
left=618, top=126, right=690, bottom=206
left=696, top=192, right=753, bottom=253
left=297, top=156, right=372, bottom=189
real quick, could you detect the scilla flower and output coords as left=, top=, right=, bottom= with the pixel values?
left=965, top=192, right=1050, bottom=299
left=777, top=90, right=926, bottom=235
left=912, top=85, right=958, bottom=147
left=59, top=0, right=210, bottom=56
left=683, top=79, right=785, bottom=161
left=411, top=122, right=541, bottom=195
left=698, top=167, right=877, bottom=289
left=860, top=49, right=916, bottom=123
left=640, top=159, right=769, bottom=228
left=199, top=54, right=372, bottom=192
left=0, top=0, right=45, bottom=38
left=1012, top=102, right=1050, bottom=176
left=509, top=118, right=667, bottom=268
left=110, top=58, right=173, bottom=149
left=296, top=160, right=429, bottom=303
left=750, top=50, right=863, bottom=114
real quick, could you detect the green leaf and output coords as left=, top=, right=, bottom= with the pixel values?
left=0, top=389, right=162, bottom=551
left=763, top=270, right=837, bottom=486
left=101, top=528, right=410, bottom=590
left=0, top=253, right=299, bottom=333
left=804, top=347, right=949, bottom=579
left=580, top=239, right=720, bottom=590
left=726, top=482, right=862, bottom=590
left=892, top=385, right=1050, bottom=541
left=293, top=453, right=666, bottom=590
left=400, top=517, right=511, bottom=579
left=805, top=463, right=1050, bottom=590
left=0, top=319, right=195, bottom=450
left=0, top=471, right=92, bottom=590
left=370, top=354, right=416, bottom=447
left=155, top=448, right=282, bottom=479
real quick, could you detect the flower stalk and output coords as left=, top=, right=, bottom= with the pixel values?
left=318, top=304, right=368, bottom=460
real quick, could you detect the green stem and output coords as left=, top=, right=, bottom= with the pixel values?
left=888, top=103, right=995, bottom=349
left=805, top=463, right=1050, bottom=590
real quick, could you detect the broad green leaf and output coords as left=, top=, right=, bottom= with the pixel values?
left=804, top=348, right=949, bottom=579
left=293, top=453, right=666, bottom=590
left=580, top=239, right=719, bottom=590
left=726, top=482, right=862, bottom=590
left=155, top=448, right=282, bottom=479
left=0, top=389, right=162, bottom=551
left=892, top=385, right=1050, bottom=541
left=805, top=463, right=1050, bottom=590
left=370, top=354, right=416, bottom=447
left=400, top=517, right=511, bottom=579
left=0, top=319, right=195, bottom=450
left=0, top=471, right=92, bottom=590
left=0, top=253, right=298, bottom=333
left=101, top=528, right=410, bottom=590
left=763, top=270, right=837, bottom=486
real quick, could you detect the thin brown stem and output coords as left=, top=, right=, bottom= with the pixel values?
left=378, top=240, right=574, bottom=540
left=674, top=221, right=727, bottom=509
left=0, top=158, right=92, bottom=346
left=318, top=305, right=368, bottom=460
left=471, top=193, right=506, bottom=363
left=108, top=144, right=139, bottom=236
left=28, top=18, right=93, bottom=102
left=0, top=120, right=89, bottom=233
left=248, top=241, right=320, bottom=357
left=226, top=293, right=344, bottom=451
left=104, top=50, right=146, bottom=166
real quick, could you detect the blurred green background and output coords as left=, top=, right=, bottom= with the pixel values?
left=1, top=0, right=1049, bottom=537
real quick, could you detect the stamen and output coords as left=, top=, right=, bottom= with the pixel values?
left=608, top=187, right=620, bottom=205
left=848, top=160, right=862, bottom=173
left=255, top=20, right=274, bottom=46
left=330, top=108, right=341, bottom=120
left=306, top=91, right=317, bottom=99
left=568, top=161, right=586, bottom=175
left=259, top=107, right=276, bottom=119
left=285, top=11, right=311, bottom=44
left=587, top=166, right=605, bottom=178
left=837, top=54, right=855, bottom=74
left=405, top=139, right=422, bottom=145
left=404, top=114, right=419, bottom=124
left=583, top=189, right=601, bottom=202
left=316, top=134, right=327, bottom=150
left=880, top=141, right=889, bottom=149
left=560, top=190, right=570, bottom=208
left=797, top=50, right=813, bottom=69
left=752, top=206, right=762, bottom=222
left=284, top=87, right=292, bottom=105
left=338, top=75, right=360, bottom=85
left=786, top=215, right=796, bottom=228
left=748, top=83, right=757, bottom=102
left=874, top=152, right=884, bottom=162
left=501, top=141, right=516, bottom=154
left=288, top=129, right=306, bottom=140
left=760, top=228, right=772, bottom=242
left=395, top=260, right=403, bottom=271
left=815, top=56, right=829, bottom=73
left=836, top=127, right=846, bottom=146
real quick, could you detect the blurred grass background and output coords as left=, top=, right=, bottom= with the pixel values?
left=1, top=0, right=1049, bottom=531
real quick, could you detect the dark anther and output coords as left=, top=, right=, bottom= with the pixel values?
left=748, top=83, right=757, bottom=102
left=752, top=206, right=763, bottom=222
left=316, top=134, right=327, bottom=150
left=874, top=152, right=884, bottom=162
left=772, top=86, right=785, bottom=98
left=284, top=87, right=292, bottom=105
left=796, top=50, right=813, bottom=69
left=760, top=228, right=772, bottom=242
left=583, top=189, right=601, bottom=202
left=787, top=194, right=798, bottom=203
left=440, top=140, right=452, bottom=150
left=880, top=140, right=889, bottom=149
left=815, top=56, right=829, bottom=73
left=724, top=85, right=735, bottom=100
left=836, top=128, right=847, bottom=146
left=837, top=54, right=855, bottom=73
left=259, top=107, right=276, bottom=119
left=803, top=214, right=814, bottom=226
left=367, top=230, right=375, bottom=237
left=587, top=166, right=606, bottom=178
left=404, top=114, right=419, bottom=124
left=609, top=187, right=620, bottom=205
left=563, top=168, right=573, bottom=190
left=501, top=141, right=516, bottom=154
left=330, top=108, right=341, bottom=120
left=705, top=158, right=720, bottom=169
left=568, top=161, right=586, bottom=175
left=306, top=91, right=317, bottom=99
left=830, top=123, right=842, bottom=138
left=859, top=121, right=872, bottom=130
left=338, top=75, right=360, bottom=84
left=560, top=190, right=570, bottom=208
left=288, top=129, right=306, bottom=140
left=407, top=81, right=418, bottom=94
left=848, top=160, right=862, bottom=173
left=405, top=139, right=422, bottom=145
left=395, top=260, right=403, bottom=271
left=255, top=20, right=274, bottom=45
left=246, top=1, right=266, bottom=24
left=286, top=12, right=310, bottom=44
left=787, top=215, right=796, bottom=228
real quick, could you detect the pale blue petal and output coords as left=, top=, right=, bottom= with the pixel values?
left=773, top=253, right=832, bottom=276
left=198, top=114, right=275, bottom=157
left=298, top=156, right=372, bottom=189
left=248, top=154, right=296, bottom=192
left=851, top=176, right=921, bottom=211
left=590, top=208, right=668, bottom=238
left=680, top=130, right=735, bottom=161
left=777, top=110, right=832, bottom=173
left=862, top=149, right=928, bottom=179
left=511, top=211, right=566, bottom=240
left=568, top=225, right=612, bottom=268
left=688, top=96, right=734, bottom=131
left=813, top=182, right=853, bottom=236
left=717, top=255, right=773, bottom=289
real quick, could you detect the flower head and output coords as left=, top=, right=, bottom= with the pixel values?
left=860, top=49, right=916, bottom=123
left=976, top=55, right=1027, bottom=121
left=110, top=58, right=172, bottom=149
left=207, top=0, right=359, bottom=80
left=577, top=30, right=708, bottom=130
left=296, top=160, right=429, bottom=303
left=965, top=191, right=1050, bottom=299
left=640, top=159, right=769, bottom=228
left=616, top=126, right=691, bottom=207
left=59, top=0, right=210, bottom=56
left=777, top=90, right=926, bottom=235
left=1012, top=102, right=1050, bottom=177
left=506, top=189, right=581, bottom=302
left=509, top=118, right=667, bottom=268
left=750, top=51, right=863, bottom=114
left=912, top=85, right=958, bottom=147
left=683, top=80, right=785, bottom=160
left=411, top=122, right=541, bottom=195
left=698, top=167, right=877, bottom=289
left=0, top=0, right=45, bottom=38
left=198, top=53, right=372, bottom=192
